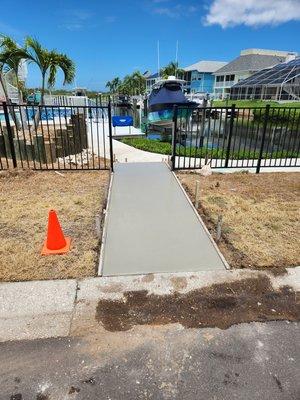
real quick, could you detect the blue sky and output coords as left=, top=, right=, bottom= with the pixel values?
left=2, top=0, right=300, bottom=90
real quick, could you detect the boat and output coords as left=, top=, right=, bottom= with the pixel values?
left=147, top=76, right=197, bottom=127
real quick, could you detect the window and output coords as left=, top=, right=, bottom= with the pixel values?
left=225, top=75, right=235, bottom=81
left=216, top=76, right=225, bottom=82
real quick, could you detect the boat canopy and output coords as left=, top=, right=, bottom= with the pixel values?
left=149, top=82, right=189, bottom=109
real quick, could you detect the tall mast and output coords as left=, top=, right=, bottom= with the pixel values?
left=175, top=40, right=179, bottom=77
left=157, top=40, right=160, bottom=78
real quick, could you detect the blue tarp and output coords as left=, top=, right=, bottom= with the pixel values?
left=112, top=116, right=133, bottom=127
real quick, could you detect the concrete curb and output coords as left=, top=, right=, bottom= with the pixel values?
left=0, top=267, right=299, bottom=342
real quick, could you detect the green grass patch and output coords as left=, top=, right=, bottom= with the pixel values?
left=121, top=137, right=298, bottom=159
left=212, top=100, right=300, bottom=108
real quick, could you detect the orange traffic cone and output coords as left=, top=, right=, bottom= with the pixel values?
left=41, top=210, right=71, bottom=255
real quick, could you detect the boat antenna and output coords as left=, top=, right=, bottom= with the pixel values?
left=157, top=40, right=160, bottom=78
left=175, top=40, right=179, bottom=77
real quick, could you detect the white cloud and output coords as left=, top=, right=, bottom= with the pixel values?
left=153, top=4, right=197, bottom=18
left=204, top=0, right=300, bottom=28
left=105, top=16, right=117, bottom=23
left=60, top=9, right=93, bottom=31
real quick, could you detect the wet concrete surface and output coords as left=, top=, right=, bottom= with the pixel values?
left=101, top=162, right=226, bottom=276
left=1, top=321, right=299, bottom=400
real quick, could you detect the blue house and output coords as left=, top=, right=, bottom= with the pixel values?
left=184, top=61, right=227, bottom=95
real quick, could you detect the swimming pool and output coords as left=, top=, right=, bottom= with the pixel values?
left=26, top=107, right=72, bottom=120
left=0, top=108, right=72, bottom=123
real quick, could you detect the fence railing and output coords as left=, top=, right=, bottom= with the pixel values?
left=0, top=102, right=113, bottom=171
left=171, top=105, right=300, bottom=173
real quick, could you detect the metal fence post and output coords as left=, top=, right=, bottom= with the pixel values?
left=256, top=104, right=270, bottom=174
left=2, top=101, right=17, bottom=168
left=107, top=100, right=114, bottom=172
left=171, top=105, right=178, bottom=170
left=225, top=104, right=235, bottom=168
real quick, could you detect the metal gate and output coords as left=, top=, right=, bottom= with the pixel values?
left=0, top=101, right=114, bottom=171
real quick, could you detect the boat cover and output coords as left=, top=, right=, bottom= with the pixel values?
left=112, top=116, right=133, bottom=127
left=148, top=82, right=189, bottom=109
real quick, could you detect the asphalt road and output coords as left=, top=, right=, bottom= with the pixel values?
left=0, top=321, right=299, bottom=400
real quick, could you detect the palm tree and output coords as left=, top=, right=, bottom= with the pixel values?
left=111, top=77, right=121, bottom=93
left=131, top=71, right=146, bottom=95
left=160, top=61, right=185, bottom=79
left=105, top=80, right=113, bottom=93
left=106, top=77, right=121, bottom=94
left=24, top=37, right=75, bottom=106
left=0, top=35, right=26, bottom=102
left=0, top=35, right=27, bottom=128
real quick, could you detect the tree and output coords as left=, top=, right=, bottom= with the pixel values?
left=108, top=72, right=146, bottom=96
left=0, top=35, right=27, bottom=128
left=131, top=71, right=146, bottom=95
left=24, top=37, right=75, bottom=106
left=0, top=35, right=27, bottom=102
left=105, top=80, right=113, bottom=92
left=106, top=77, right=121, bottom=94
left=160, top=61, right=185, bottom=79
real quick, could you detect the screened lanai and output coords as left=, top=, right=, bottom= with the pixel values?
left=230, top=58, right=300, bottom=101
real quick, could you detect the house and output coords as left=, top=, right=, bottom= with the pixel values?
left=145, top=72, right=159, bottom=93
left=230, top=56, right=300, bottom=101
left=184, top=61, right=227, bottom=95
left=213, top=49, right=297, bottom=99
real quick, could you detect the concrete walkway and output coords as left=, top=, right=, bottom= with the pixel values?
left=100, top=162, right=227, bottom=276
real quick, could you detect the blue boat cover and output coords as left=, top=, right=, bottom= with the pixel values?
left=112, top=116, right=133, bottom=127
left=148, top=83, right=188, bottom=107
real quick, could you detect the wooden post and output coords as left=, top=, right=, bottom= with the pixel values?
left=195, top=180, right=200, bottom=208
left=216, top=215, right=223, bottom=242
left=95, top=214, right=101, bottom=238
left=33, top=135, right=47, bottom=164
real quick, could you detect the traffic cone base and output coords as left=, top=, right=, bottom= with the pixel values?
left=41, top=236, right=71, bottom=255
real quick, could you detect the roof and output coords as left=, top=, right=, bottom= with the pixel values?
left=232, top=58, right=300, bottom=87
left=147, top=72, right=159, bottom=79
left=214, top=54, right=287, bottom=75
left=184, top=60, right=227, bottom=73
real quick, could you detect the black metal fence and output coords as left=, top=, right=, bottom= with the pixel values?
left=171, top=105, right=300, bottom=173
left=0, top=102, right=114, bottom=171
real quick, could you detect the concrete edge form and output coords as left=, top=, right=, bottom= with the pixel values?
left=98, top=170, right=114, bottom=276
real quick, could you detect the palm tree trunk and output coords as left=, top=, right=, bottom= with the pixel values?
left=34, top=73, right=45, bottom=128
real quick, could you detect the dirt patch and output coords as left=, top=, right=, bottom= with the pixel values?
left=177, top=172, right=300, bottom=269
left=141, top=274, right=155, bottom=283
left=95, top=276, right=299, bottom=332
left=0, top=169, right=109, bottom=281
left=68, top=386, right=80, bottom=394
left=170, top=276, right=188, bottom=291
left=100, top=283, right=124, bottom=293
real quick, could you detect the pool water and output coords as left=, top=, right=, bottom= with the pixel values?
left=26, top=107, right=72, bottom=120
left=0, top=108, right=72, bottom=123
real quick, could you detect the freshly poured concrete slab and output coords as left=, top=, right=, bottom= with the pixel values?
left=100, top=162, right=226, bottom=276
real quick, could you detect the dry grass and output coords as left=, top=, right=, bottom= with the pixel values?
left=177, top=172, right=300, bottom=269
left=0, top=169, right=110, bottom=282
